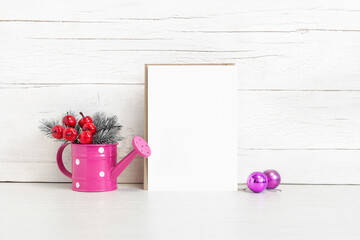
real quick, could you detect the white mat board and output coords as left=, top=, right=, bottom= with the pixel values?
left=146, top=64, right=238, bottom=191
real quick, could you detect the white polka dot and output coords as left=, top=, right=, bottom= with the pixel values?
left=75, top=159, right=80, bottom=165
left=75, top=182, right=80, bottom=188
left=98, top=147, right=104, bottom=153
left=99, top=171, right=105, bottom=177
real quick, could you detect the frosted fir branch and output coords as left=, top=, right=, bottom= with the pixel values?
left=92, top=112, right=123, bottom=144
left=39, top=111, right=123, bottom=144
left=38, top=119, right=67, bottom=143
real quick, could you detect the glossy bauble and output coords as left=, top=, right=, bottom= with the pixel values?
left=62, top=115, right=76, bottom=128
left=263, top=170, right=281, bottom=189
left=82, top=123, right=97, bottom=135
left=63, top=128, right=78, bottom=142
left=79, top=131, right=93, bottom=144
left=51, top=125, right=65, bottom=139
left=247, top=172, right=268, bottom=193
left=79, top=112, right=92, bottom=128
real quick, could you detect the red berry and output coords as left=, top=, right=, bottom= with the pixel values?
left=51, top=125, right=65, bottom=139
left=79, top=131, right=93, bottom=144
left=63, top=128, right=78, bottom=142
left=82, top=123, right=97, bottom=135
left=79, top=112, right=92, bottom=128
left=62, top=115, right=76, bottom=127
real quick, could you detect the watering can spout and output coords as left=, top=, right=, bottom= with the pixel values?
left=110, top=136, right=151, bottom=180
left=110, top=150, right=138, bottom=180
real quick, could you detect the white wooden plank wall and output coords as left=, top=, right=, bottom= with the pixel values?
left=1, top=0, right=360, bottom=184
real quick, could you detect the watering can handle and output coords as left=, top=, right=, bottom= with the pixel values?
left=56, top=143, right=72, bottom=179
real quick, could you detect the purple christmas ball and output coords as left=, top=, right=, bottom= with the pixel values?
left=247, top=172, right=268, bottom=193
left=263, top=170, right=281, bottom=189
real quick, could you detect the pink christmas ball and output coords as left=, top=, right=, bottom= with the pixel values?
left=263, top=170, right=281, bottom=189
left=247, top=172, right=268, bottom=193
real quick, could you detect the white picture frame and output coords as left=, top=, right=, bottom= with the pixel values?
left=145, top=64, right=238, bottom=191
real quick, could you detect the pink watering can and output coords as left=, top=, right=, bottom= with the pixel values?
left=56, top=136, right=151, bottom=192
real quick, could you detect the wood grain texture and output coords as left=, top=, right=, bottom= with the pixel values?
left=238, top=150, right=360, bottom=184
left=0, top=160, right=143, bottom=183
left=1, top=0, right=359, bottom=183
left=0, top=85, right=145, bottom=183
left=238, top=91, right=360, bottom=149
left=0, top=0, right=359, bottom=89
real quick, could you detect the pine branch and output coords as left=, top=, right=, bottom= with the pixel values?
left=92, top=112, right=123, bottom=144
left=39, top=111, right=123, bottom=144
left=38, top=119, right=66, bottom=143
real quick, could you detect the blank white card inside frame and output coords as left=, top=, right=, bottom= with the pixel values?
left=146, top=64, right=238, bottom=191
